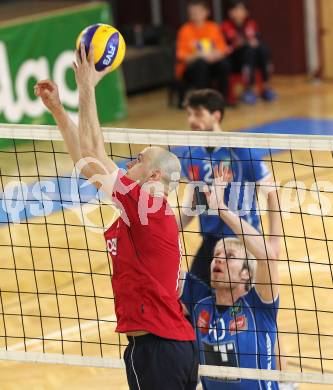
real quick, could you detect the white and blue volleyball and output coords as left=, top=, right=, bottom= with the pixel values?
left=76, top=23, right=126, bottom=72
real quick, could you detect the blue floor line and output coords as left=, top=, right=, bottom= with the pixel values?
left=0, top=176, right=99, bottom=224
left=241, top=117, right=333, bottom=135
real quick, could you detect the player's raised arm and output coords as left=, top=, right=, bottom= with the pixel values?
left=34, top=79, right=99, bottom=181
left=34, top=80, right=81, bottom=164
left=266, top=180, right=282, bottom=258
left=206, top=162, right=279, bottom=302
left=73, top=43, right=118, bottom=189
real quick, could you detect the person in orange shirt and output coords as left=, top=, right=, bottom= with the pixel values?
left=176, top=0, right=230, bottom=100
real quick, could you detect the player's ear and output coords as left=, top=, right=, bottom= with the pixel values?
left=213, top=110, right=222, bottom=123
left=150, top=169, right=162, bottom=182
left=240, top=267, right=250, bottom=282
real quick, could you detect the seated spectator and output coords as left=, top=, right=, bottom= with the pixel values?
left=176, top=0, right=230, bottom=99
left=221, top=0, right=277, bottom=104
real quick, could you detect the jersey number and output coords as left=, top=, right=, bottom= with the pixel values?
left=202, top=341, right=240, bottom=382
left=203, top=162, right=213, bottom=184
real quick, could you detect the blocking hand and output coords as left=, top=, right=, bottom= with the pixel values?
left=205, top=162, right=231, bottom=211
left=73, top=43, right=110, bottom=89
left=34, top=79, right=62, bottom=113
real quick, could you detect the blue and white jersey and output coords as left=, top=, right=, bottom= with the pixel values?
left=181, top=273, right=279, bottom=390
left=171, top=146, right=270, bottom=237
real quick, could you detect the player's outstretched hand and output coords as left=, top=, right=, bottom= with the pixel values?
left=73, top=43, right=110, bottom=89
left=205, top=162, right=230, bottom=212
left=34, top=80, right=63, bottom=114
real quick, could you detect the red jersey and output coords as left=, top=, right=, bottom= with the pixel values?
left=104, top=172, right=195, bottom=341
left=221, top=18, right=259, bottom=51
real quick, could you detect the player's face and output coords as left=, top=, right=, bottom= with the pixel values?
left=229, top=4, right=248, bottom=26
left=188, top=4, right=209, bottom=25
left=126, top=148, right=153, bottom=184
left=210, top=244, right=246, bottom=290
left=186, top=106, right=218, bottom=132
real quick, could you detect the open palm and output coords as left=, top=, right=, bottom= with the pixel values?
left=205, top=162, right=230, bottom=211
left=73, top=43, right=111, bottom=89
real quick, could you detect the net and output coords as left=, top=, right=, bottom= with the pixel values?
left=1, top=123, right=333, bottom=386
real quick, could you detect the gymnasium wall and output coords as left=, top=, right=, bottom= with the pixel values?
left=113, top=0, right=307, bottom=75
left=248, top=0, right=307, bottom=74
left=0, top=0, right=308, bottom=76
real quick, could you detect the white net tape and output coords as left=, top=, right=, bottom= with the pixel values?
left=2, top=122, right=333, bottom=150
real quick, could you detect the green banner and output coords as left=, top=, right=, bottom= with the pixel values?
left=0, top=1, right=127, bottom=134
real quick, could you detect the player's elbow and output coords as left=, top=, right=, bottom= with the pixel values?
left=78, top=147, right=109, bottom=174
left=79, top=135, right=105, bottom=157
left=80, top=145, right=106, bottom=161
left=80, top=146, right=98, bottom=159
left=267, top=247, right=278, bottom=261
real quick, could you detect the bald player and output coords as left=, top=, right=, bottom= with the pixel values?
left=35, top=44, right=198, bottom=390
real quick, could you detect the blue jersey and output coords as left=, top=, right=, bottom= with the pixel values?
left=181, top=273, right=279, bottom=390
left=172, top=146, right=270, bottom=237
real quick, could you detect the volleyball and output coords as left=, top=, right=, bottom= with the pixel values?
left=196, top=38, right=214, bottom=54
left=76, top=23, right=126, bottom=72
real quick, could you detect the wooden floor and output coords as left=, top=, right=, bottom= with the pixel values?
left=1, top=76, right=333, bottom=389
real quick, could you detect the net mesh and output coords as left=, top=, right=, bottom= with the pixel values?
left=1, top=124, right=333, bottom=386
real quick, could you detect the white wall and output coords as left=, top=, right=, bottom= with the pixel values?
left=303, top=0, right=320, bottom=75
left=212, top=0, right=223, bottom=23
left=150, top=0, right=162, bottom=26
